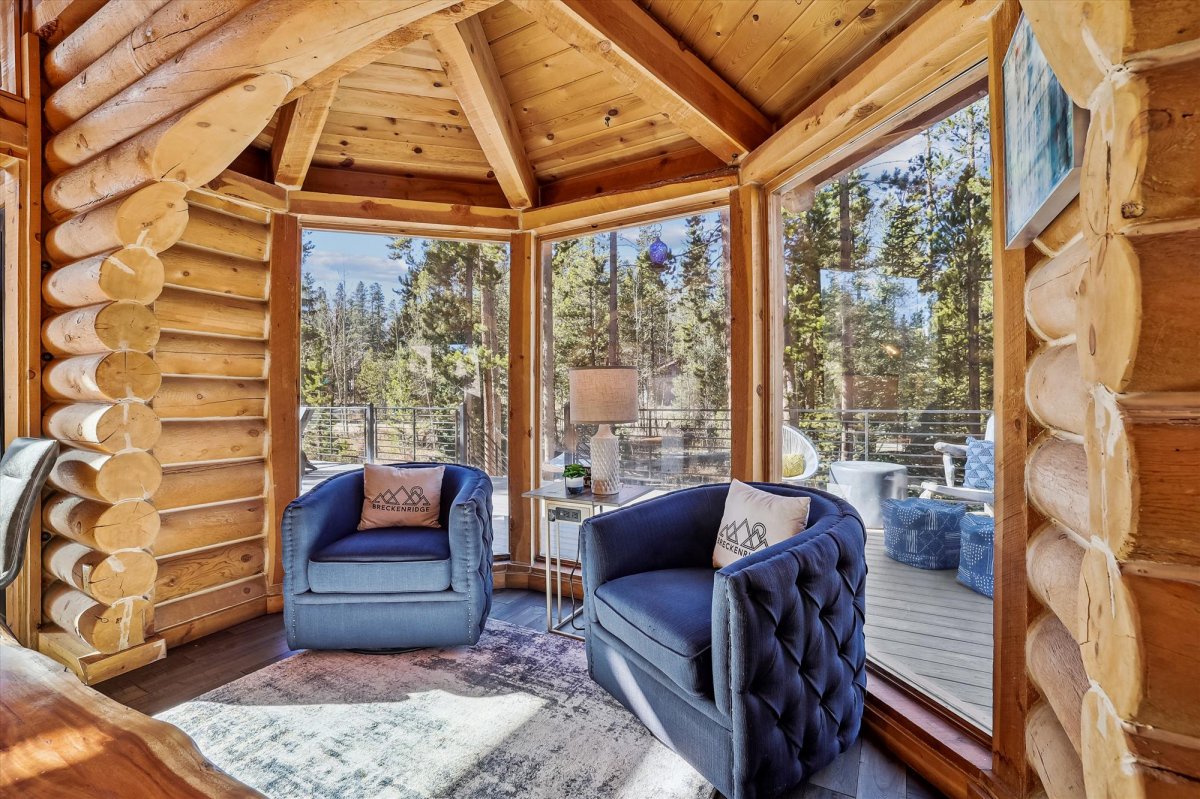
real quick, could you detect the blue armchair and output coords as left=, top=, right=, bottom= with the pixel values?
left=582, top=483, right=866, bottom=799
left=282, top=462, right=493, bottom=650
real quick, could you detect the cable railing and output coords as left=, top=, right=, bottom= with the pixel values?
left=301, top=405, right=463, bottom=465
left=303, top=404, right=990, bottom=489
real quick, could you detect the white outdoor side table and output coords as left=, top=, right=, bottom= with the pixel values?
left=828, top=461, right=908, bottom=528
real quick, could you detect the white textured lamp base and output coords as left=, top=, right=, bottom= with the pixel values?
left=590, top=424, right=621, bottom=495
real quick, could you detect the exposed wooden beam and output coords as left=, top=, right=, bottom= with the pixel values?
left=271, top=80, right=338, bottom=190
left=740, top=0, right=997, bottom=190
left=538, top=146, right=727, bottom=206
left=302, top=165, right=509, bottom=208
left=521, top=173, right=735, bottom=239
left=432, top=16, right=536, bottom=209
left=288, top=0, right=501, bottom=102
left=290, top=190, right=519, bottom=238
left=510, top=0, right=772, bottom=164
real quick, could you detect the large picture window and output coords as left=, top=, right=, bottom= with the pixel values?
left=298, top=230, right=511, bottom=555
left=778, top=98, right=996, bottom=732
left=537, top=213, right=732, bottom=558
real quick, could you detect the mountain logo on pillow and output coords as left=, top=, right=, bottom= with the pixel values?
left=370, top=485, right=432, bottom=514
left=717, top=518, right=767, bottom=558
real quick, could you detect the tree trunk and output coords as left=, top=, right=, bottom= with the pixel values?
left=480, top=267, right=499, bottom=475
left=541, top=248, right=557, bottom=465
left=607, top=230, right=619, bottom=365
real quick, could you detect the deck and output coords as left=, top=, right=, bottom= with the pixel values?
left=300, top=465, right=992, bottom=731
left=865, top=530, right=993, bottom=731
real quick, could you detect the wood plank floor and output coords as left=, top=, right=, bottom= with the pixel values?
left=99, top=589, right=944, bottom=799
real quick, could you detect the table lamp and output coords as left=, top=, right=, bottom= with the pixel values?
left=569, top=366, right=638, bottom=495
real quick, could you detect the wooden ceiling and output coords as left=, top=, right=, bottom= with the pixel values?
left=254, top=0, right=932, bottom=209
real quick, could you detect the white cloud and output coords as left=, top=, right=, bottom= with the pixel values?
left=303, top=251, right=406, bottom=292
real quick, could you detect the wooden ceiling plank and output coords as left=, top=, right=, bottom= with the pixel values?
left=322, top=111, right=479, bottom=149
left=678, top=0, right=756, bottom=64
left=496, top=46, right=605, bottom=105
left=510, top=0, right=772, bottom=163
left=337, top=62, right=458, bottom=101
left=737, top=0, right=874, bottom=109
left=271, top=80, right=339, bottom=190
left=331, top=86, right=467, bottom=125
left=287, top=0, right=502, bottom=102
left=433, top=15, right=538, bottom=209
left=768, top=0, right=936, bottom=121
left=486, top=21, right=573, bottom=77
left=741, top=0, right=996, bottom=189
left=520, top=95, right=658, bottom=153
left=705, top=0, right=816, bottom=93
left=534, top=133, right=698, bottom=183
left=315, top=132, right=492, bottom=168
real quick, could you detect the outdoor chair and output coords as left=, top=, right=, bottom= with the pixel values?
left=282, top=462, right=493, bottom=650
left=581, top=483, right=866, bottom=799
left=781, top=423, right=821, bottom=483
left=1, top=438, right=58, bottom=635
left=920, top=415, right=995, bottom=509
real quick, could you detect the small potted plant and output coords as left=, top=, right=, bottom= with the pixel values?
left=563, top=463, right=586, bottom=495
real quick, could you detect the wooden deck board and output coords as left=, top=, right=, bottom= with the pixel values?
left=863, top=530, right=994, bottom=731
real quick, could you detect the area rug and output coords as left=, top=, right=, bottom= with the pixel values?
left=156, top=620, right=715, bottom=799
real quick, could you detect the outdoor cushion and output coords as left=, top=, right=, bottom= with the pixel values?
left=957, top=514, right=995, bottom=598
left=308, top=527, right=451, bottom=593
left=882, top=498, right=965, bottom=570
left=593, top=567, right=715, bottom=698
left=963, top=438, right=995, bottom=490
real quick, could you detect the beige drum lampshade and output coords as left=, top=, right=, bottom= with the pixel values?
left=569, top=367, right=638, bottom=424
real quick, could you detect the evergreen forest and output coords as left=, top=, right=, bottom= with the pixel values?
left=298, top=99, right=993, bottom=474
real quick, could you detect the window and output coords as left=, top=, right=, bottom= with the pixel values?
left=778, top=98, right=995, bottom=732
left=299, top=229, right=511, bottom=556
left=538, top=213, right=732, bottom=557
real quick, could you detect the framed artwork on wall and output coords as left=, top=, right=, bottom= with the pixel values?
left=1002, top=14, right=1087, bottom=248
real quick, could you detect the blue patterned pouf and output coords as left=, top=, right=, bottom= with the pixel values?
left=882, top=498, right=966, bottom=570
left=957, top=513, right=995, bottom=598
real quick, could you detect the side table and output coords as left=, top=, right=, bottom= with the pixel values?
left=829, top=460, right=908, bottom=528
left=522, top=482, right=653, bottom=639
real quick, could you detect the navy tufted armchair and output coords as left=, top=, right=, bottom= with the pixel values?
left=282, top=463, right=493, bottom=650
left=581, top=483, right=866, bottom=799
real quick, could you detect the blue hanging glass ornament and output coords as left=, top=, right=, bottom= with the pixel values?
left=647, top=236, right=670, bottom=268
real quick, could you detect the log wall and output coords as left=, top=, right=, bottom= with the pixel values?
left=1017, top=3, right=1200, bottom=797
left=148, top=195, right=272, bottom=647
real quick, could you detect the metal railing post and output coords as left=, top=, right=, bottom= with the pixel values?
left=863, top=409, right=870, bottom=460
left=456, top=403, right=466, bottom=463
left=365, top=403, right=377, bottom=463
left=412, top=407, right=418, bottom=461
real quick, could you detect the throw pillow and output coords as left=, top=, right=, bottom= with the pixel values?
left=713, top=480, right=811, bottom=568
left=963, top=438, right=995, bottom=490
left=358, top=464, right=444, bottom=530
left=781, top=452, right=807, bottom=479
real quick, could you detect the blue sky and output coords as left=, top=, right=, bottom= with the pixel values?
left=303, top=229, right=408, bottom=295
left=302, top=213, right=709, bottom=296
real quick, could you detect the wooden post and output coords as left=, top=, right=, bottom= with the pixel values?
left=728, top=183, right=770, bottom=482
left=265, top=213, right=300, bottom=611
left=987, top=4, right=1033, bottom=796
left=1, top=34, right=42, bottom=648
left=507, top=232, right=541, bottom=567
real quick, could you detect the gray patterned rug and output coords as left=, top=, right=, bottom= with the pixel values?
left=157, top=620, right=715, bottom=799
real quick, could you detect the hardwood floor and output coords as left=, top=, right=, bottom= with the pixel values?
left=98, top=589, right=945, bottom=799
